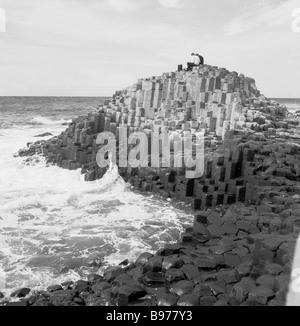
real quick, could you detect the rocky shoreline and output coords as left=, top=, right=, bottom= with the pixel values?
left=4, top=64, right=300, bottom=306
left=1, top=201, right=297, bottom=306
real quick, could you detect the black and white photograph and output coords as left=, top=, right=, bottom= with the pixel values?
left=1, top=0, right=300, bottom=310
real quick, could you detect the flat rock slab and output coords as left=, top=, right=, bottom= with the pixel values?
left=180, top=264, right=201, bottom=280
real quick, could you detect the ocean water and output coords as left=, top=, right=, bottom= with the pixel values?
left=271, top=98, right=300, bottom=113
left=0, top=97, right=193, bottom=299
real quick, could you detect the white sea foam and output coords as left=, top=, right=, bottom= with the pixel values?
left=31, top=116, right=71, bottom=126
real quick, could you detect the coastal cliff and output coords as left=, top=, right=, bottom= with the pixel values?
left=9, top=64, right=300, bottom=306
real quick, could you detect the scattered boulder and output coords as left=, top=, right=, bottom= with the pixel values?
left=34, top=132, right=53, bottom=138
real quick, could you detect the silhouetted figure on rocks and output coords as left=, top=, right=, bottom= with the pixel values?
left=187, top=53, right=200, bottom=71
left=196, top=53, right=204, bottom=65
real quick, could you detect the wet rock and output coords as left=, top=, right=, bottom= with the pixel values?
left=248, top=286, right=275, bottom=304
left=144, top=272, right=165, bottom=285
left=10, top=288, right=31, bottom=298
left=194, top=257, right=217, bottom=269
left=169, top=280, right=194, bottom=296
left=119, top=259, right=129, bottom=266
left=117, top=285, right=146, bottom=306
left=49, top=290, right=78, bottom=306
left=145, top=256, right=163, bottom=272
left=157, top=244, right=183, bottom=256
left=61, top=281, right=73, bottom=289
left=73, top=280, right=90, bottom=293
left=195, top=211, right=210, bottom=224
left=156, top=293, right=178, bottom=306
left=180, top=264, right=201, bottom=280
left=127, top=266, right=144, bottom=280
left=162, top=256, right=183, bottom=271
left=210, top=245, right=233, bottom=255
left=113, top=273, right=133, bottom=285
left=146, top=285, right=167, bottom=296
left=34, top=132, right=53, bottom=138
left=46, top=285, right=63, bottom=293
left=135, top=252, right=154, bottom=266
left=87, top=274, right=104, bottom=283
left=177, top=294, right=199, bottom=306
left=165, top=268, right=184, bottom=283
left=104, top=267, right=126, bottom=282
left=91, top=281, right=111, bottom=295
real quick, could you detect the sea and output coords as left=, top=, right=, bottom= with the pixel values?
left=0, top=96, right=299, bottom=299
left=0, top=96, right=194, bottom=299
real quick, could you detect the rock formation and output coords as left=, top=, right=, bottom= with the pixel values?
left=12, top=64, right=300, bottom=306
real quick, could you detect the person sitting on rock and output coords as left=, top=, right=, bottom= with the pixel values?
left=187, top=53, right=200, bottom=71
left=196, top=53, right=204, bottom=65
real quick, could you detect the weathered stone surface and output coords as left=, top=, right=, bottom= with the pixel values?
left=162, top=256, right=183, bottom=271
left=180, top=264, right=201, bottom=280
left=135, top=252, right=154, bottom=266
left=117, top=285, right=147, bottom=306
left=165, top=268, right=184, bottom=282
left=224, top=253, right=242, bottom=268
left=248, top=286, right=275, bottom=304
left=194, top=257, right=217, bottom=269
left=10, top=288, right=31, bottom=298
left=49, top=290, right=79, bottom=306
left=177, top=294, right=199, bottom=306
left=73, top=280, right=90, bottom=293
left=192, top=284, right=213, bottom=297
left=144, top=272, right=165, bottom=284
left=230, top=277, right=256, bottom=302
left=221, top=222, right=238, bottom=235
left=209, top=281, right=227, bottom=296
left=91, top=281, right=111, bottom=294
left=256, top=275, right=275, bottom=290
left=199, top=295, right=217, bottom=306
left=207, top=212, right=223, bottom=225
left=169, top=280, right=194, bottom=296
left=156, top=293, right=178, bottom=306
left=31, top=298, right=54, bottom=306
left=46, top=285, right=63, bottom=293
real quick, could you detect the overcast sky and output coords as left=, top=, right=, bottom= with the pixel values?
left=0, top=0, right=299, bottom=97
